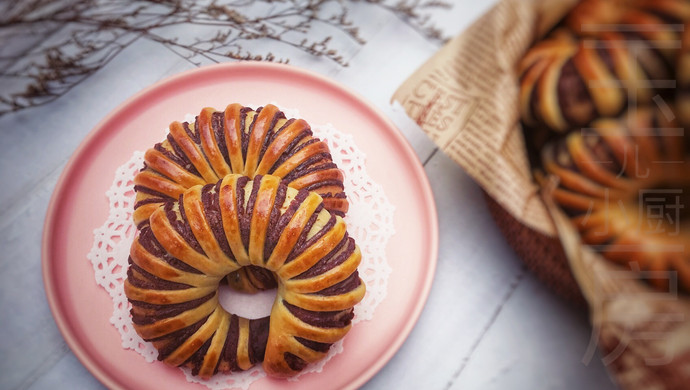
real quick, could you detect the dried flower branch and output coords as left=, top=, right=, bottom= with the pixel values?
left=0, top=0, right=451, bottom=115
left=365, top=0, right=452, bottom=43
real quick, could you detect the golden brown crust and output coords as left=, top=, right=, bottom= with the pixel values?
left=133, top=103, right=349, bottom=228
left=519, top=0, right=690, bottom=133
left=133, top=103, right=350, bottom=292
left=125, top=174, right=365, bottom=378
left=539, top=108, right=690, bottom=291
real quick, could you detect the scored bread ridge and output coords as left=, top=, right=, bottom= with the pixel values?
left=132, top=103, right=348, bottom=230
left=125, top=174, right=366, bottom=378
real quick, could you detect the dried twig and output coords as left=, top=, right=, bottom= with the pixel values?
left=0, top=0, right=451, bottom=115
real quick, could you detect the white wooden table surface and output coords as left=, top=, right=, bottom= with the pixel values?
left=0, top=1, right=618, bottom=389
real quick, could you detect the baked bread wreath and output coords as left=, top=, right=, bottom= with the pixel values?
left=133, top=103, right=349, bottom=292
left=125, top=174, right=365, bottom=378
left=536, top=108, right=690, bottom=291
left=520, top=0, right=690, bottom=293
left=519, top=0, right=689, bottom=133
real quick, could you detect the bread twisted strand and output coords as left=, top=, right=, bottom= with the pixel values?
left=133, top=104, right=348, bottom=228
left=519, top=0, right=689, bottom=132
left=133, top=104, right=349, bottom=292
left=125, top=174, right=365, bottom=378
left=538, top=108, right=690, bottom=291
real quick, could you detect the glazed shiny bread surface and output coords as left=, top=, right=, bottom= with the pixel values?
left=132, top=103, right=348, bottom=229
left=125, top=174, right=365, bottom=378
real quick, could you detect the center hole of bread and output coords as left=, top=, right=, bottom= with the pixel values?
left=217, top=285, right=276, bottom=319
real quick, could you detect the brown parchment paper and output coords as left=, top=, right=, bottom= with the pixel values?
left=392, top=0, right=690, bottom=389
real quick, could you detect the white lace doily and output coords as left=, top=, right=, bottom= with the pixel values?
left=86, top=109, right=395, bottom=390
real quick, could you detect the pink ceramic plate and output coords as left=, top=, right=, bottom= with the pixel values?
left=42, top=62, right=438, bottom=389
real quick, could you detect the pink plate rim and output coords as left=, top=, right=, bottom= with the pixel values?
left=41, top=61, right=438, bottom=390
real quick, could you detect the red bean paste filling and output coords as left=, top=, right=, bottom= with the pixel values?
left=557, top=58, right=596, bottom=127
left=248, top=316, right=270, bottom=364
left=211, top=111, right=230, bottom=164
left=267, top=134, right=314, bottom=174
left=294, top=236, right=354, bottom=279
left=281, top=153, right=333, bottom=183
left=141, top=311, right=271, bottom=374
left=256, top=109, right=287, bottom=162
left=282, top=301, right=354, bottom=329
left=220, top=315, right=241, bottom=371
left=314, top=272, right=361, bottom=296
left=263, top=180, right=288, bottom=261
left=154, top=315, right=209, bottom=359
left=264, top=189, right=309, bottom=258
left=259, top=117, right=292, bottom=162
left=216, top=315, right=270, bottom=372
left=200, top=182, right=235, bottom=260
left=163, top=133, right=202, bottom=177
left=137, top=226, right=202, bottom=274
left=188, top=336, right=214, bottom=376
left=127, top=261, right=192, bottom=291
left=283, top=331, right=348, bottom=370
left=303, top=176, right=344, bottom=195
left=551, top=129, right=623, bottom=178
left=230, top=175, right=248, bottom=249
left=166, top=197, right=204, bottom=254
left=282, top=298, right=359, bottom=371
left=133, top=195, right=172, bottom=221
left=130, top=293, right=215, bottom=325
left=294, top=337, right=331, bottom=353
left=284, top=353, right=308, bottom=372
left=285, top=205, right=332, bottom=264
left=240, top=106, right=252, bottom=161
left=223, top=266, right=277, bottom=290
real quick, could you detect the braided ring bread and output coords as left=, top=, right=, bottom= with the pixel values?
left=133, top=103, right=348, bottom=292
left=125, top=174, right=366, bottom=378
left=519, top=0, right=689, bottom=133
left=539, top=108, right=690, bottom=291
left=133, top=103, right=348, bottom=226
